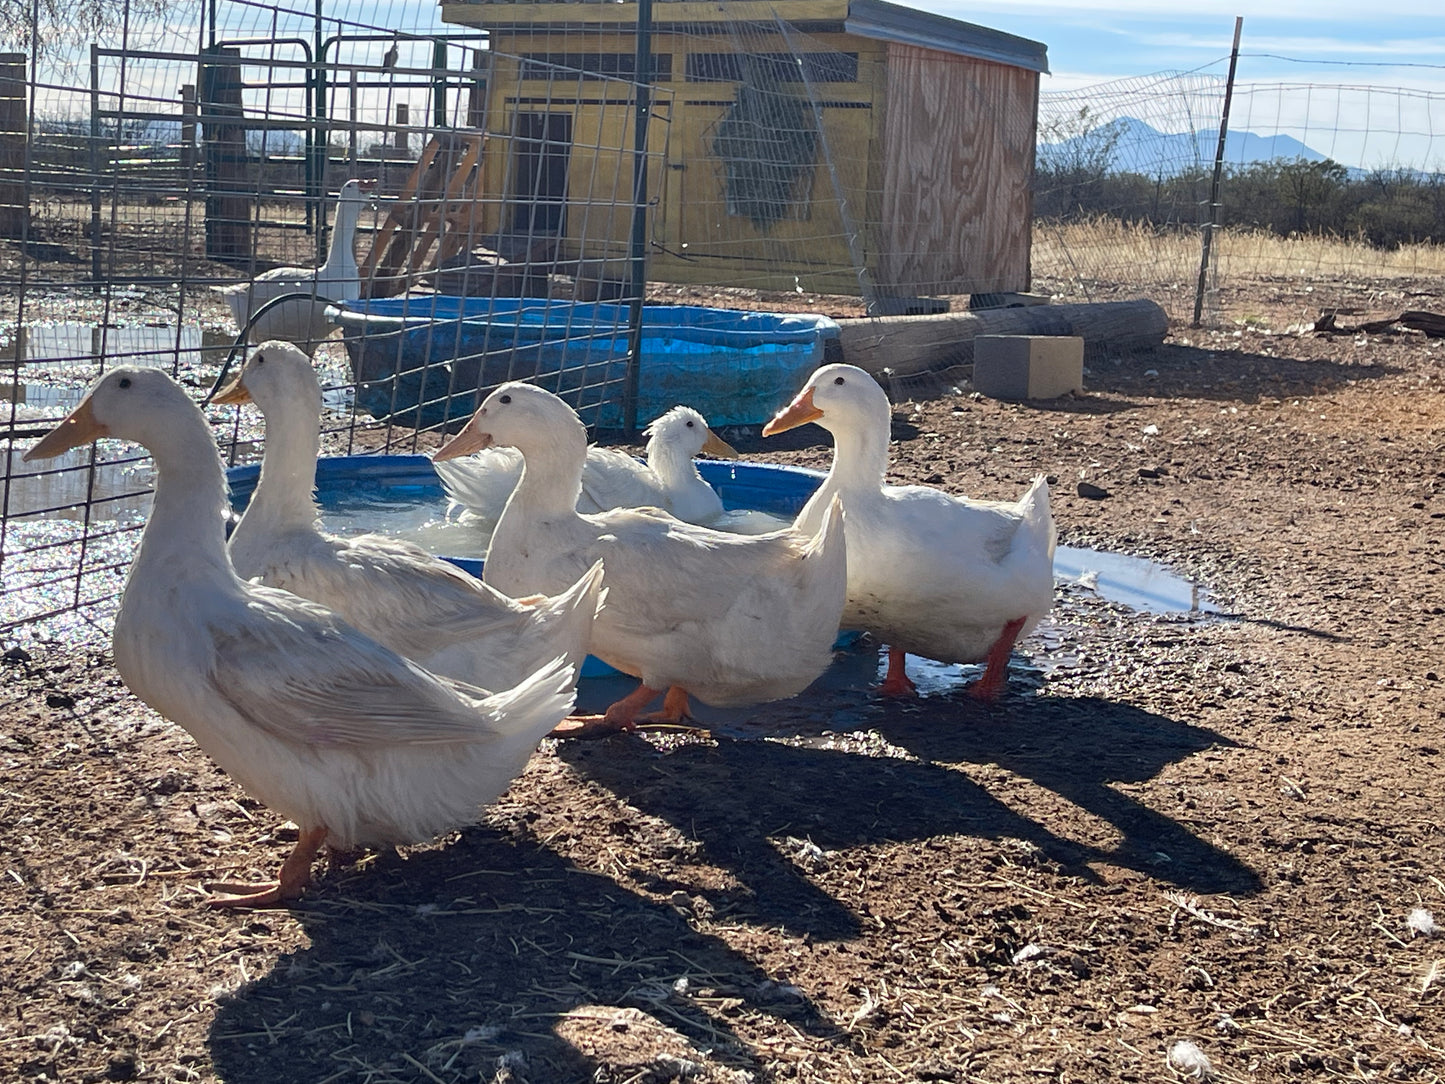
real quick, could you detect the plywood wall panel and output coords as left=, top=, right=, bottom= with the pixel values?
left=879, top=44, right=1036, bottom=296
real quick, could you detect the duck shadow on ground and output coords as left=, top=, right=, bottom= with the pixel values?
left=564, top=642, right=1259, bottom=945
left=207, top=827, right=848, bottom=1083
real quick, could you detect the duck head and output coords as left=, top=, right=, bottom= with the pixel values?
left=762, top=363, right=888, bottom=437
left=212, top=340, right=323, bottom=415
left=24, top=366, right=194, bottom=461
left=432, top=381, right=587, bottom=463
left=646, top=405, right=738, bottom=461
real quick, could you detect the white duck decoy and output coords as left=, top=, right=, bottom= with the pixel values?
left=432, top=382, right=849, bottom=735
left=763, top=363, right=1056, bottom=700
left=24, top=367, right=578, bottom=907
left=433, top=404, right=740, bottom=538
left=216, top=341, right=604, bottom=691
left=212, top=179, right=371, bottom=353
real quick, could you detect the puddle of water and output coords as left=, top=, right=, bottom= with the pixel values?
left=4, top=323, right=244, bottom=519
left=1054, top=545, right=1212, bottom=614
left=6, top=323, right=235, bottom=404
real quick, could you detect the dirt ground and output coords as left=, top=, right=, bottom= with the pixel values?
left=3, top=275, right=1445, bottom=1084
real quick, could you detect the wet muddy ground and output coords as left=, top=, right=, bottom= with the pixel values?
left=2, top=276, right=1444, bottom=1083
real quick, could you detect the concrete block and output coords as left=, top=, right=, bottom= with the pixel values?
left=973, top=335, right=1084, bottom=400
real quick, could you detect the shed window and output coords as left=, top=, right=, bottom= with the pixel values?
left=521, top=53, right=674, bottom=81
left=686, top=52, right=857, bottom=84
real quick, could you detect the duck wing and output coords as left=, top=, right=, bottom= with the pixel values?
left=206, top=587, right=522, bottom=748
left=577, top=448, right=665, bottom=513
left=289, top=532, right=533, bottom=656
left=433, top=448, right=524, bottom=525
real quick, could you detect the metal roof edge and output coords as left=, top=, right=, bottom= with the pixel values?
left=843, top=0, right=1049, bottom=73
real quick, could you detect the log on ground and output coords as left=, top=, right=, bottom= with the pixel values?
left=834, top=299, right=1169, bottom=378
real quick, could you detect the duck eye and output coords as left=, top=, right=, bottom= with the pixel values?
left=833, top=376, right=845, bottom=385
left=118, top=377, right=132, bottom=389
left=685, top=420, right=695, bottom=428
left=499, top=394, right=512, bottom=405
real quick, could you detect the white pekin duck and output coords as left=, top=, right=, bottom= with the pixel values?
left=24, top=366, right=579, bottom=907
left=433, top=405, right=740, bottom=539
left=763, top=363, right=1056, bottom=700
left=215, top=340, right=604, bottom=692
left=212, top=179, right=371, bottom=353
left=432, top=382, right=849, bottom=735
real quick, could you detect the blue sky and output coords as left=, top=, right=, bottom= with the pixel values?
left=917, top=1, right=1445, bottom=169
left=919, top=1, right=1445, bottom=85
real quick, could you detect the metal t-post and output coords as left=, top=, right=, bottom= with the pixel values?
left=623, top=0, right=653, bottom=438
left=1193, top=16, right=1243, bottom=329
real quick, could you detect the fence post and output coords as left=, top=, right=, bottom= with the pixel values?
left=622, top=0, right=654, bottom=438
left=348, top=69, right=358, bottom=170
left=1192, top=16, right=1243, bottom=329
left=0, top=52, right=26, bottom=240
left=201, top=46, right=250, bottom=262
left=179, top=84, right=197, bottom=173
left=89, top=44, right=103, bottom=286
left=395, top=102, right=409, bottom=154
left=466, top=50, right=488, bottom=128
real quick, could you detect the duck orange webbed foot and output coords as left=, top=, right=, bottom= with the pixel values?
left=204, top=880, right=298, bottom=909
left=205, top=825, right=326, bottom=908
left=634, top=687, right=706, bottom=732
left=876, top=645, right=919, bottom=698
left=967, top=616, right=1028, bottom=702
left=549, top=682, right=659, bottom=739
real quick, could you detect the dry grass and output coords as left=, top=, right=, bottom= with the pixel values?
left=1033, top=217, right=1445, bottom=316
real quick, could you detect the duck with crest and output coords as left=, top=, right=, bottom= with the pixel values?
left=433, top=382, right=849, bottom=735
left=24, top=367, right=579, bottom=906
left=433, top=404, right=740, bottom=540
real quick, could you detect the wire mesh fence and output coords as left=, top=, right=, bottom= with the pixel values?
left=2, top=0, right=1443, bottom=642
left=1033, top=71, right=1445, bottom=320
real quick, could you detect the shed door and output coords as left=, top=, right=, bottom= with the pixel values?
left=511, top=112, right=572, bottom=234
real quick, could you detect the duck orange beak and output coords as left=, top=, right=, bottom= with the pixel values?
left=700, top=429, right=739, bottom=459
left=432, top=415, right=493, bottom=462
left=23, top=396, right=108, bottom=461
left=762, top=387, right=822, bottom=437
left=211, top=375, right=252, bottom=406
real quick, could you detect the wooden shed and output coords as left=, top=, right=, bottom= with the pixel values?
left=438, top=0, right=1048, bottom=301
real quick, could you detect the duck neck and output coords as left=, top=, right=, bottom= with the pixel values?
left=131, top=409, right=236, bottom=586
left=508, top=426, right=587, bottom=518
left=326, top=196, right=361, bottom=275
left=237, top=395, right=322, bottom=537
left=825, top=414, right=890, bottom=494
left=645, top=431, right=700, bottom=488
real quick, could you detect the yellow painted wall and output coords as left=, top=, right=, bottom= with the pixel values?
left=448, top=6, right=1032, bottom=296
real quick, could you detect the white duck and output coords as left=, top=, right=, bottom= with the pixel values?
left=212, top=179, right=371, bottom=353
left=24, top=366, right=578, bottom=907
left=216, top=340, right=604, bottom=692
left=763, top=363, right=1056, bottom=700
left=433, top=382, right=849, bottom=735
left=433, top=405, right=740, bottom=538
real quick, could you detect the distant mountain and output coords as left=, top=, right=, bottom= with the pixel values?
left=1040, top=115, right=1331, bottom=176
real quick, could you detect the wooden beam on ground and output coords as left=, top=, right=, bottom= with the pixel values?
left=834, top=299, right=1169, bottom=377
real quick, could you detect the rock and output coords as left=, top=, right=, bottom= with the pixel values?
left=1077, top=482, right=1111, bottom=500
